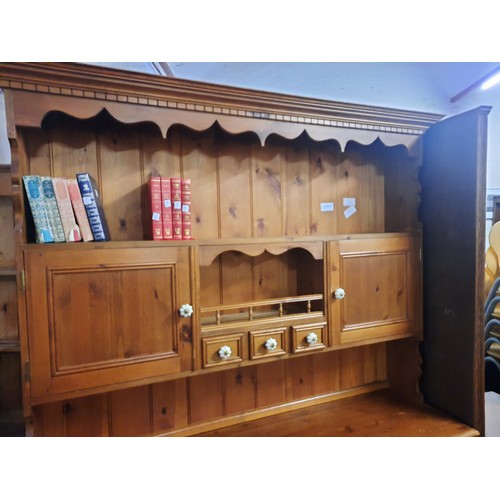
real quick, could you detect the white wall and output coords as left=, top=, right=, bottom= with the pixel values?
left=0, top=91, right=10, bottom=166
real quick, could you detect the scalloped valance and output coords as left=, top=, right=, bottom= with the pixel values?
left=0, top=62, right=444, bottom=155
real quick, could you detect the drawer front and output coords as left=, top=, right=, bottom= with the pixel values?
left=202, top=334, right=244, bottom=368
left=291, top=323, right=326, bottom=353
left=249, top=327, right=287, bottom=360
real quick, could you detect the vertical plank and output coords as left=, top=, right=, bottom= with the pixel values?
left=142, top=124, right=182, bottom=178
left=0, top=197, right=15, bottom=267
left=49, top=117, right=99, bottom=179
left=0, top=278, right=18, bottom=341
left=362, top=343, right=387, bottom=384
left=151, top=379, right=189, bottom=433
left=253, top=252, right=288, bottom=301
left=384, top=150, right=420, bottom=232
left=221, top=251, right=253, bottom=306
left=199, top=257, right=222, bottom=313
left=309, top=140, right=341, bottom=236
left=109, top=385, right=151, bottom=437
left=180, top=126, right=219, bottom=239
left=223, top=366, right=257, bottom=416
left=23, top=127, right=51, bottom=176
left=255, top=360, right=286, bottom=408
left=283, top=137, right=311, bottom=236
left=252, top=139, right=283, bottom=237
left=65, top=394, right=109, bottom=437
left=0, top=352, right=22, bottom=410
left=32, top=401, right=66, bottom=437
left=218, top=132, right=253, bottom=238
left=189, top=371, right=224, bottom=424
left=99, top=125, right=143, bottom=241
left=285, top=355, right=315, bottom=402
left=339, top=347, right=365, bottom=390
left=338, top=145, right=385, bottom=234
left=310, top=351, right=341, bottom=395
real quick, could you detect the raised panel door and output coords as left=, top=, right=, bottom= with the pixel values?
left=24, top=245, right=193, bottom=402
left=329, top=235, right=420, bottom=345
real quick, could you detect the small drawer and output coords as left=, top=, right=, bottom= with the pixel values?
left=202, top=334, right=244, bottom=368
left=291, top=323, right=326, bottom=353
left=249, top=327, right=287, bottom=360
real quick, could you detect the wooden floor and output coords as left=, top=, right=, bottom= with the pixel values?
left=195, top=389, right=479, bottom=437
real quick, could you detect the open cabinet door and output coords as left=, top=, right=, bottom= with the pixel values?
left=420, top=106, right=490, bottom=435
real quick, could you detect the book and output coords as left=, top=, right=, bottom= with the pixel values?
left=22, top=175, right=54, bottom=243
left=52, top=177, right=82, bottom=242
left=40, top=176, right=66, bottom=242
left=76, top=172, right=111, bottom=241
left=147, top=176, right=163, bottom=240
left=181, top=178, right=192, bottom=240
left=160, top=177, right=173, bottom=240
left=170, top=177, right=183, bottom=240
left=66, top=178, right=94, bottom=241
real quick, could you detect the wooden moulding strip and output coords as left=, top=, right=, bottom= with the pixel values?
left=153, top=381, right=390, bottom=437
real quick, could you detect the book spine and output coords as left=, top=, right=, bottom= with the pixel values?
left=76, top=173, right=111, bottom=242
left=66, top=179, right=94, bottom=241
left=160, top=177, right=173, bottom=240
left=171, top=177, right=183, bottom=240
left=181, top=178, right=192, bottom=240
left=148, top=176, right=163, bottom=240
left=22, top=175, right=54, bottom=243
left=52, top=177, right=82, bottom=242
left=40, top=176, right=66, bottom=242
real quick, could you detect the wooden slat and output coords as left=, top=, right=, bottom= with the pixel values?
left=0, top=171, right=11, bottom=196
left=194, top=389, right=479, bottom=437
left=109, top=385, right=151, bottom=437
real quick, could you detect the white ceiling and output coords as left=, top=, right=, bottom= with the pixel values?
left=87, top=61, right=500, bottom=115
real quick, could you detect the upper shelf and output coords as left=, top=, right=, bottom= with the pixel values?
left=0, top=62, right=444, bottom=153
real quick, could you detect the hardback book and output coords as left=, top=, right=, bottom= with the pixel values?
left=147, top=176, right=163, bottom=240
left=160, top=177, right=173, bottom=240
left=181, top=178, right=192, bottom=240
left=22, top=175, right=55, bottom=243
left=76, top=172, right=111, bottom=241
left=40, top=176, right=66, bottom=242
left=170, top=177, right=183, bottom=240
left=66, top=178, right=94, bottom=241
left=52, top=177, right=82, bottom=242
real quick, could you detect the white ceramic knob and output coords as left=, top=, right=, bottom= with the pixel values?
left=306, top=332, right=318, bottom=345
left=218, top=345, right=232, bottom=359
left=334, top=288, right=345, bottom=300
left=265, top=338, right=278, bottom=351
left=179, top=303, right=194, bottom=317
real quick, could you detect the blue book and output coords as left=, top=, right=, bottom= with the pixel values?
left=22, top=175, right=55, bottom=244
left=76, top=173, right=111, bottom=241
left=40, top=176, right=66, bottom=242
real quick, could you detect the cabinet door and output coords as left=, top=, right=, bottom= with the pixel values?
left=420, top=106, right=490, bottom=433
left=329, top=235, right=420, bottom=345
left=24, top=245, right=193, bottom=402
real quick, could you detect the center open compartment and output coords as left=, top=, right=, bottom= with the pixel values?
left=199, top=244, right=325, bottom=329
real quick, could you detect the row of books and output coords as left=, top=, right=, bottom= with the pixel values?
left=23, top=173, right=111, bottom=243
left=147, top=176, right=192, bottom=240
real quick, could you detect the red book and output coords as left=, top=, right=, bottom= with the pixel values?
left=181, top=178, right=192, bottom=240
left=53, top=177, right=82, bottom=242
left=66, top=178, right=94, bottom=241
left=147, top=176, right=163, bottom=240
left=160, top=177, right=173, bottom=240
left=170, top=177, right=183, bottom=240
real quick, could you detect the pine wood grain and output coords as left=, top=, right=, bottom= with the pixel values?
left=194, top=389, right=479, bottom=437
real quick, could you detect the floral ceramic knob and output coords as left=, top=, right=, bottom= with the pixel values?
left=179, top=304, right=194, bottom=317
left=306, top=332, right=318, bottom=345
left=334, top=288, right=346, bottom=300
left=265, top=338, right=278, bottom=351
left=218, top=345, right=232, bottom=359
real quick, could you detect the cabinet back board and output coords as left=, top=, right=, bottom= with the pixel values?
left=21, top=113, right=419, bottom=243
